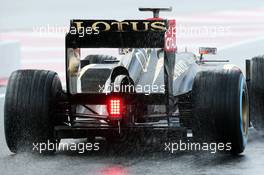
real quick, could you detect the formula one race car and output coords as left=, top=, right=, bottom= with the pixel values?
left=4, top=8, right=264, bottom=154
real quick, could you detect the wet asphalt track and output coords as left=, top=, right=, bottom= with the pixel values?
left=0, top=87, right=264, bottom=175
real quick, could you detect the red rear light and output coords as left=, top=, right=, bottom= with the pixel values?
left=110, top=99, right=121, bottom=115
left=107, top=97, right=123, bottom=119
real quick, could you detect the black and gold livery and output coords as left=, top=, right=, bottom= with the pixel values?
left=5, top=8, right=261, bottom=155
left=66, top=20, right=167, bottom=48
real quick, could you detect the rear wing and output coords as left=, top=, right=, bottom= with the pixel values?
left=65, top=19, right=176, bottom=112
left=66, top=20, right=169, bottom=48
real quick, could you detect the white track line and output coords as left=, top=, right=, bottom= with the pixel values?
left=21, top=47, right=63, bottom=52
left=0, top=94, right=5, bottom=99
left=218, top=36, right=264, bottom=51
left=21, top=59, right=64, bottom=64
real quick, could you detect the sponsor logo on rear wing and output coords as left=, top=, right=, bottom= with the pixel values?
left=164, top=20, right=176, bottom=52
left=70, top=20, right=167, bottom=33
left=66, top=20, right=176, bottom=50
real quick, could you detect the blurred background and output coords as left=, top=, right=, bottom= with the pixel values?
left=1, top=0, right=264, bottom=86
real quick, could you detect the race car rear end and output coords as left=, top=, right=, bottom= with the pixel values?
left=57, top=18, right=179, bottom=141
left=5, top=8, right=264, bottom=155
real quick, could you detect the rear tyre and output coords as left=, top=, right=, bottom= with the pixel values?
left=81, top=55, right=118, bottom=68
left=250, top=56, right=264, bottom=130
left=4, top=70, right=62, bottom=153
left=192, top=67, right=249, bottom=154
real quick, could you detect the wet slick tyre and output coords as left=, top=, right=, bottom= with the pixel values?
left=250, top=56, right=264, bottom=130
left=4, top=70, right=62, bottom=153
left=192, top=68, right=249, bottom=154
